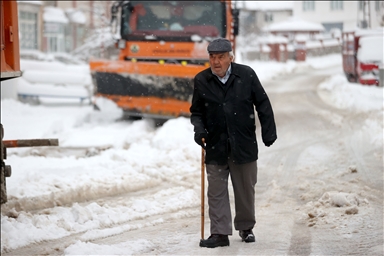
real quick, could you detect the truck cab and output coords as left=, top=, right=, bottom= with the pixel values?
left=90, top=0, right=239, bottom=119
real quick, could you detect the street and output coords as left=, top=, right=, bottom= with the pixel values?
left=2, top=64, right=383, bottom=255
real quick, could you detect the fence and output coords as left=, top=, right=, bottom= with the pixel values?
left=242, top=38, right=341, bottom=62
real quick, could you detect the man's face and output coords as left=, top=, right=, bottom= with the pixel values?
left=209, top=52, right=233, bottom=78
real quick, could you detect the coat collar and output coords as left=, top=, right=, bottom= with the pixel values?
left=207, top=63, right=240, bottom=81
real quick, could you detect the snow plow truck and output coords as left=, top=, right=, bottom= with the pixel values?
left=342, top=28, right=383, bottom=86
left=90, top=0, right=239, bottom=119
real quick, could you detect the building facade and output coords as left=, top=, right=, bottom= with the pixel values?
left=239, top=1, right=383, bottom=35
left=17, top=0, right=114, bottom=55
left=17, top=1, right=43, bottom=51
left=292, top=1, right=384, bottom=31
left=238, top=1, right=293, bottom=35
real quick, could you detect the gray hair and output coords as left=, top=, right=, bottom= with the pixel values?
left=229, top=51, right=235, bottom=61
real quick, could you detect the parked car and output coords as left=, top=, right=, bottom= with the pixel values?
left=342, top=28, right=383, bottom=85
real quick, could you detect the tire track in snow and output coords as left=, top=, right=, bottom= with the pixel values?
left=260, top=67, right=383, bottom=255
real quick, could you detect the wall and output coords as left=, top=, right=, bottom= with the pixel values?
left=55, top=1, right=113, bottom=30
left=292, top=1, right=384, bottom=31
left=242, top=38, right=341, bottom=62
left=255, top=10, right=292, bottom=29
left=239, top=8, right=292, bottom=35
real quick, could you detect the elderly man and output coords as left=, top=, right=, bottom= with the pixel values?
left=190, top=38, right=277, bottom=248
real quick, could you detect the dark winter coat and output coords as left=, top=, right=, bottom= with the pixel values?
left=190, top=62, right=277, bottom=165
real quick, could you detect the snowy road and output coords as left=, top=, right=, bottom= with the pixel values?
left=1, top=58, right=383, bottom=255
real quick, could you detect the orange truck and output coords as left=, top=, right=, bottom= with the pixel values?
left=90, top=0, right=239, bottom=119
left=1, top=0, right=21, bottom=81
left=342, top=28, right=383, bottom=86
left=1, top=1, right=59, bottom=204
left=1, top=0, right=21, bottom=204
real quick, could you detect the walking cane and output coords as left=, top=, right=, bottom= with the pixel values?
left=201, top=138, right=205, bottom=240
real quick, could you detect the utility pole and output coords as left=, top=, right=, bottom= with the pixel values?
left=367, top=1, right=371, bottom=28
left=90, top=1, right=94, bottom=29
left=363, top=1, right=367, bottom=28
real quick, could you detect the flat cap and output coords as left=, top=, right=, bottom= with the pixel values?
left=207, top=38, right=232, bottom=53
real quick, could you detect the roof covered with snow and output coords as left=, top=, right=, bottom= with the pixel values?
left=264, top=16, right=325, bottom=32
left=43, top=6, right=69, bottom=24
left=66, top=8, right=87, bottom=24
left=237, top=1, right=293, bottom=11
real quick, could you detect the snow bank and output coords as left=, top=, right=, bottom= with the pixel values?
left=317, top=74, right=383, bottom=112
left=11, top=57, right=93, bottom=102
left=22, top=70, right=90, bottom=85
left=2, top=187, right=198, bottom=252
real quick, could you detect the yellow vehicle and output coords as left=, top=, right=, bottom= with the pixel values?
left=90, top=0, right=239, bottom=119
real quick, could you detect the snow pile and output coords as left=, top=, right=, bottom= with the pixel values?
left=317, top=74, right=383, bottom=112
left=2, top=188, right=198, bottom=252
left=20, top=50, right=86, bottom=65
left=299, top=190, right=369, bottom=227
left=1, top=57, right=92, bottom=103
left=88, top=97, right=123, bottom=124
left=43, top=6, right=69, bottom=24
left=319, top=191, right=361, bottom=208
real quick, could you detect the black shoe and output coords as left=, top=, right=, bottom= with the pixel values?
left=199, top=234, right=230, bottom=248
left=239, top=229, right=255, bottom=243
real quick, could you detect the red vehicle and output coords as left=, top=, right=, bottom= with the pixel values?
left=342, top=28, right=383, bottom=85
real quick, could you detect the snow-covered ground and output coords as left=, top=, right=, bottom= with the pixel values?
left=1, top=53, right=383, bottom=255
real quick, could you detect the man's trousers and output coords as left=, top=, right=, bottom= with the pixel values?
left=206, top=155, right=258, bottom=235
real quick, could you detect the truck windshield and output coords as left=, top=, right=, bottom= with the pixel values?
left=121, top=1, right=226, bottom=40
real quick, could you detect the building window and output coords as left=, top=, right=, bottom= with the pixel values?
left=303, top=1, right=315, bottom=11
left=330, top=1, right=343, bottom=10
left=19, top=11, right=38, bottom=50
left=44, top=22, right=66, bottom=52
left=264, top=12, right=273, bottom=23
